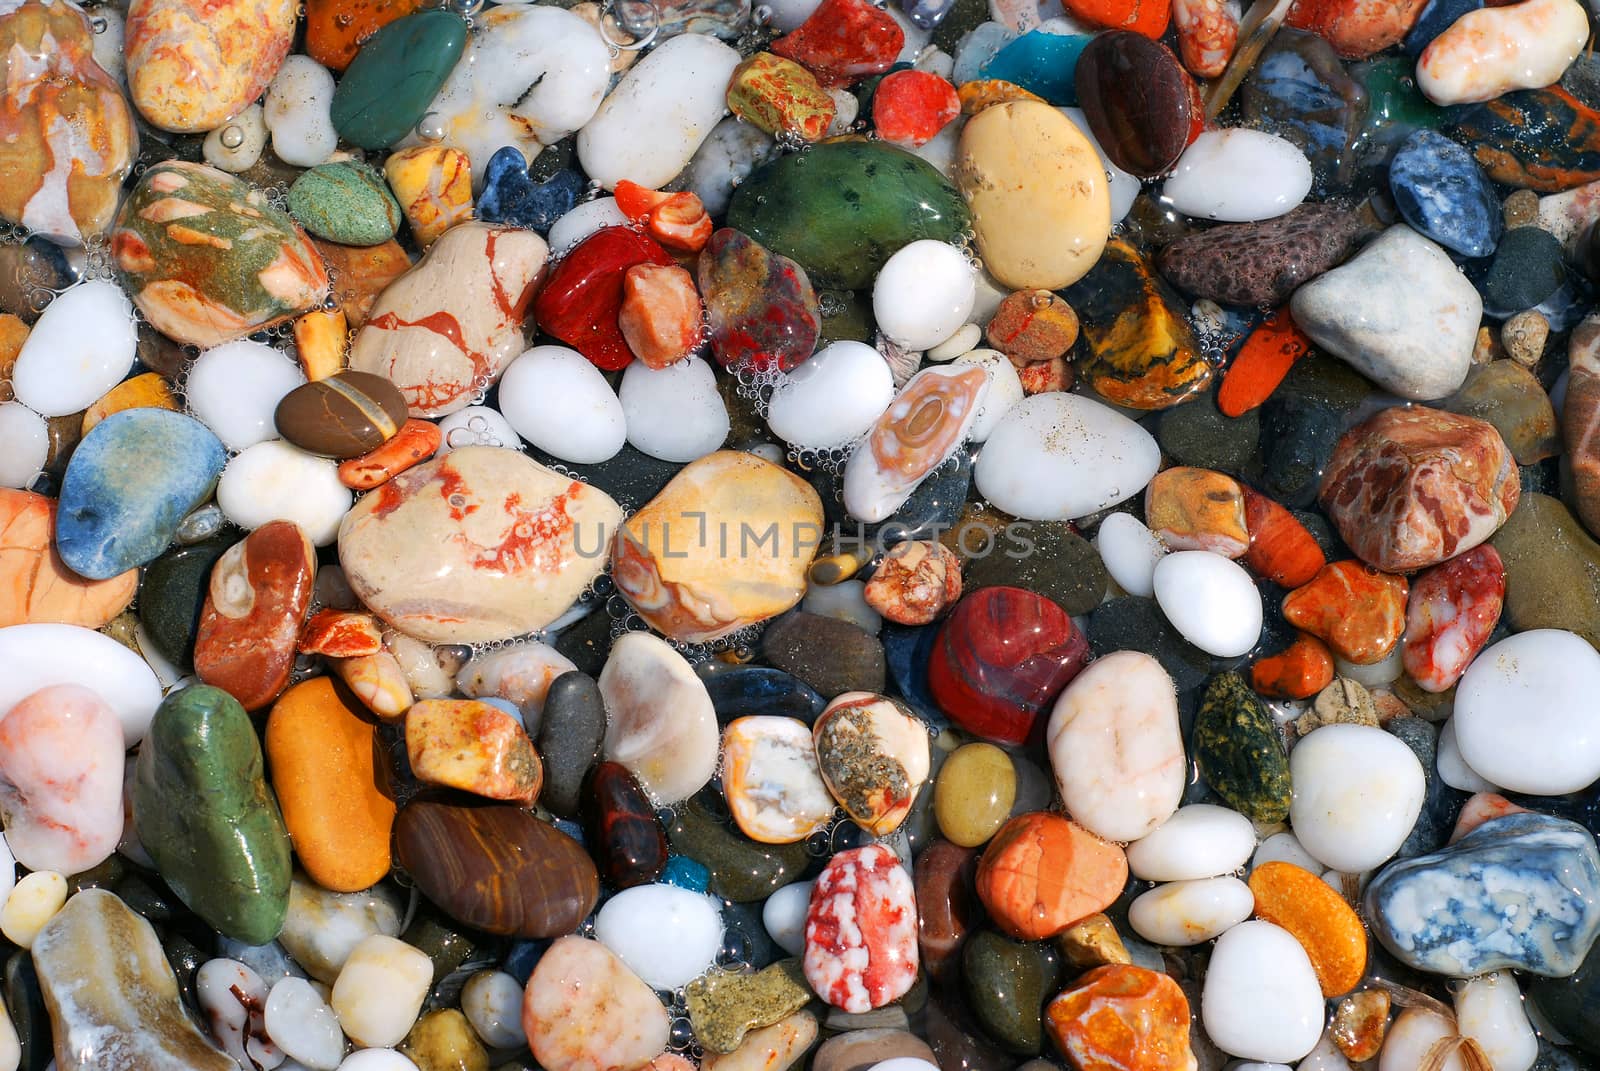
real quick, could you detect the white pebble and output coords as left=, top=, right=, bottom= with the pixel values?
left=953, top=348, right=1023, bottom=442
left=1127, top=876, right=1254, bottom=946
left=1288, top=724, right=1425, bottom=874
left=337, top=1053, right=418, bottom=1071
left=593, top=884, right=724, bottom=990
left=263, top=56, right=338, bottom=168
left=1298, top=1032, right=1355, bottom=1071
left=873, top=241, right=976, bottom=352
left=1151, top=550, right=1262, bottom=657
left=1455, top=971, right=1537, bottom=1071
left=926, top=324, right=981, bottom=362
left=767, top=341, right=896, bottom=450
left=203, top=104, right=268, bottom=173
left=436, top=405, right=522, bottom=454
left=1127, top=804, right=1257, bottom=882
left=330, top=936, right=431, bottom=1049
left=0, top=623, right=162, bottom=747
left=217, top=440, right=352, bottom=546
left=547, top=197, right=630, bottom=256
left=1334, top=641, right=1404, bottom=687
left=11, top=281, right=135, bottom=418
left=1094, top=512, right=1167, bottom=598
left=186, top=340, right=305, bottom=451
left=461, top=971, right=527, bottom=1050
left=499, top=346, right=626, bottom=464
left=1162, top=129, right=1312, bottom=222
left=763, top=881, right=813, bottom=957
left=0, top=403, right=47, bottom=489
left=265, top=977, right=344, bottom=1071
left=1380, top=1008, right=1467, bottom=1071
left=1437, top=718, right=1497, bottom=793
left=1200, top=920, right=1324, bottom=1063
left=620, top=356, right=729, bottom=462
left=198, top=959, right=283, bottom=1071
left=1250, top=831, right=1321, bottom=874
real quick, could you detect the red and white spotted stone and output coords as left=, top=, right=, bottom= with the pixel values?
left=802, top=844, right=918, bottom=1013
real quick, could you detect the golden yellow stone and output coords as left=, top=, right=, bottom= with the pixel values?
left=933, top=742, right=1015, bottom=848
left=81, top=372, right=178, bottom=435
left=401, top=1009, right=489, bottom=1071
left=1055, top=912, right=1133, bottom=971
left=293, top=307, right=348, bottom=381
left=384, top=146, right=474, bottom=249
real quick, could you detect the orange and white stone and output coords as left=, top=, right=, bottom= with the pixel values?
left=126, top=0, right=296, bottom=132
left=405, top=698, right=542, bottom=802
left=842, top=364, right=989, bottom=523
left=599, top=632, right=718, bottom=806
left=523, top=936, right=670, bottom=1071
left=333, top=651, right=416, bottom=720
left=1417, top=0, right=1587, bottom=106
left=722, top=716, right=836, bottom=844
left=1173, top=0, right=1239, bottom=78
left=0, top=489, right=136, bottom=629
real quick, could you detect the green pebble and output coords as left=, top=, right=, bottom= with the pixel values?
left=330, top=9, right=468, bottom=150
left=686, top=958, right=814, bottom=1054
left=1490, top=492, right=1600, bottom=649
left=287, top=161, right=403, bottom=246
left=1157, top=391, right=1262, bottom=479
left=1193, top=672, right=1293, bottom=823
left=667, top=795, right=810, bottom=902
left=962, top=931, right=1062, bottom=1055
left=137, top=534, right=233, bottom=672
left=132, top=684, right=292, bottom=945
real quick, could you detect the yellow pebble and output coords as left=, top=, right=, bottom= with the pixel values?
left=293, top=308, right=348, bottom=382
left=1, top=871, right=66, bottom=948
left=334, top=651, right=415, bottom=720
left=81, top=372, right=179, bottom=435
left=384, top=146, right=474, bottom=249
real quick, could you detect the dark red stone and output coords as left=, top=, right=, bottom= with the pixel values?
left=770, top=0, right=905, bottom=88
left=914, top=839, right=984, bottom=983
left=1073, top=30, right=1204, bottom=179
left=533, top=226, right=675, bottom=371
left=581, top=762, right=668, bottom=890
left=699, top=228, right=822, bottom=373
left=925, top=586, right=1089, bottom=746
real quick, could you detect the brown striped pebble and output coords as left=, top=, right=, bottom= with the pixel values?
left=274, top=370, right=409, bottom=458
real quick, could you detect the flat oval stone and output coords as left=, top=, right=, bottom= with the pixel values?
left=813, top=692, right=931, bottom=835
left=330, top=10, right=467, bottom=150
left=668, top=795, right=811, bottom=902
left=1126, top=804, right=1257, bottom=881
left=0, top=622, right=162, bottom=748
left=582, top=761, right=669, bottom=889
left=1288, top=724, right=1424, bottom=873
left=286, top=161, right=403, bottom=246
left=1201, top=921, right=1323, bottom=1063
left=1193, top=673, right=1292, bottom=823
left=56, top=409, right=225, bottom=580
left=804, top=845, right=919, bottom=1013
left=962, top=930, right=1062, bottom=1054
left=1156, top=203, right=1365, bottom=307
left=1074, top=30, right=1201, bottom=178
left=600, top=631, right=719, bottom=806
left=276, top=371, right=410, bottom=459
left=394, top=799, right=598, bottom=937
left=537, top=671, right=607, bottom=817
left=594, top=883, right=724, bottom=990
left=723, top=715, right=836, bottom=844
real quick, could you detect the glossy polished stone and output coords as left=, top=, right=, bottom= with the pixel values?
left=1074, top=31, right=1202, bottom=179
left=700, top=228, right=821, bottom=373
left=330, top=10, right=467, bottom=149
left=534, top=226, right=675, bottom=372
left=582, top=762, right=668, bottom=890
left=275, top=371, right=409, bottom=459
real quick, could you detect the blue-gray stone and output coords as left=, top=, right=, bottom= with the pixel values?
left=56, top=410, right=226, bottom=581
left=1365, top=812, right=1600, bottom=978
left=1389, top=129, right=1503, bottom=258
left=1402, top=0, right=1482, bottom=55
left=900, top=0, right=955, bottom=31
left=478, top=148, right=585, bottom=236
left=700, top=666, right=826, bottom=725
left=1478, top=225, right=1569, bottom=317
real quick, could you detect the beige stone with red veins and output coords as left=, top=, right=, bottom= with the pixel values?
left=1319, top=405, right=1519, bottom=573
left=339, top=446, right=622, bottom=644
left=523, top=936, right=669, bottom=1071
left=862, top=540, right=962, bottom=625
left=349, top=222, right=547, bottom=417
left=612, top=450, right=823, bottom=643
left=126, top=0, right=296, bottom=132
left=297, top=609, right=384, bottom=657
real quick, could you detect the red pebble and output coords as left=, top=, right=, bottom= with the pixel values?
left=872, top=70, right=961, bottom=147
left=297, top=609, right=385, bottom=657
left=1284, top=0, right=1428, bottom=58
left=1064, top=0, right=1171, bottom=38
left=534, top=225, right=675, bottom=371
left=613, top=180, right=714, bottom=253
left=1242, top=486, right=1325, bottom=589
left=803, top=844, right=920, bottom=1013
left=771, top=0, right=905, bottom=88
left=1218, top=308, right=1310, bottom=418
left=1014, top=355, right=1073, bottom=394
left=1449, top=792, right=1529, bottom=843
left=1401, top=545, right=1505, bottom=693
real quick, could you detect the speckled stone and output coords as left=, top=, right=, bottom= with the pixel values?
left=687, top=957, right=814, bottom=1054
left=1157, top=204, right=1366, bottom=308
left=762, top=611, right=886, bottom=698
left=287, top=161, right=404, bottom=246
left=1193, top=673, right=1292, bottom=822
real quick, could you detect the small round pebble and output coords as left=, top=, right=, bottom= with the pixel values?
left=1151, top=550, right=1263, bottom=657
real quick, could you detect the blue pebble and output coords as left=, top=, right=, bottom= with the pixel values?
left=702, top=666, right=826, bottom=725
left=478, top=146, right=585, bottom=235
left=56, top=409, right=225, bottom=581
left=881, top=622, right=946, bottom=729
left=1365, top=812, right=1600, bottom=978
left=980, top=30, right=1090, bottom=105
left=1402, top=0, right=1483, bottom=56
left=502, top=938, right=550, bottom=985
left=1389, top=128, right=1503, bottom=258
left=661, top=855, right=711, bottom=894
left=900, top=0, right=955, bottom=31
left=552, top=817, right=586, bottom=846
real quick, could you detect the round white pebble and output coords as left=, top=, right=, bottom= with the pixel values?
left=593, top=883, right=724, bottom=990
left=873, top=240, right=976, bottom=352
left=436, top=405, right=522, bottom=454
left=1126, top=804, right=1257, bottom=882
left=264, top=55, right=337, bottom=167
left=1250, top=831, right=1321, bottom=875
left=499, top=346, right=626, bottom=464
left=186, top=340, right=305, bottom=451
left=1201, top=920, right=1324, bottom=1063
left=1437, top=717, right=1496, bottom=793
left=867, top=1061, right=940, bottom=1071
left=461, top=970, right=527, bottom=1049
left=11, top=281, right=136, bottom=418
left=953, top=348, right=1022, bottom=442
left=1454, top=971, right=1537, bottom=1071
left=763, top=881, right=813, bottom=957
left=265, top=977, right=344, bottom=1070
left=337, top=1052, right=418, bottom=1071
left=1152, top=550, right=1262, bottom=658
left=1094, top=512, right=1167, bottom=598
left=0, top=402, right=48, bottom=489
left=620, top=356, right=729, bottom=462
left=1127, top=876, right=1254, bottom=946
left=767, top=341, right=896, bottom=450
left=1288, top=724, right=1425, bottom=874
left=1453, top=629, right=1600, bottom=795
left=217, top=440, right=352, bottom=546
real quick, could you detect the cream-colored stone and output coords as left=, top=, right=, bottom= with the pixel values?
left=0, top=870, right=66, bottom=947
left=703, top=1012, right=818, bottom=1071
left=523, top=936, right=670, bottom=1071
left=331, top=934, right=433, bottom=1048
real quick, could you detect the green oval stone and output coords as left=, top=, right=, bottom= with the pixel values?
left=287, top=161, right=403, bottom=246
left=1194, top=672, right=1292, bottom=823
left=961, top=931, right=1062, bottom=1055
left=331, top=9, right=468, bottom=150
left=726, top=141, right=972, bottom=290
left=132, top=684, right=292, bottom=945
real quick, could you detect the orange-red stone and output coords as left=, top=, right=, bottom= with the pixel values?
left=305, top=0, right=425, bottom=70
left=1242, top=486, right=1325, bottom=588
left=987, top=289, right=1081, bottom=364
left=861, top=540, right=962, bottom=625
left=0, top=489, right=136, bottom=628
left=1044, top=964, right=1198, bottom=1071
left=1218, top=308, right=1309, bottom=418
left=297, top=608, right=384, bottom=657
left=770, top=0, right=905, bottom=88
left=1248, top=861, right=1367, bottom=996
left=872, top=70, right=961, bottom=148
left=1250, top=631, right=1335, bottom=700
left=613, top=181, right=713, bottom=253
left=1449, top=791, right=1530, bottom=843
left=618, top=263, right=704, bottom=370
left=975, top=811, right=1127, bottom=940
left=1282, top=560, right=1407, bottom=665
left=1063, top=0, right=1171, bottom=37
left=1284, top=0, right=1427, bottom=58
left=405, top=698, right=542, bottom=803
left=337, top=418, right=441, bottom=490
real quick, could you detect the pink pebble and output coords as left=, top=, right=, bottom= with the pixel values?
left=803, top=844, right=919, bottom=1013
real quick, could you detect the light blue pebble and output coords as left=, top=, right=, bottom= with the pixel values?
left=952, top=22, right=1017, bottom=86
left=1389, top=128, right=1503, bottom=258
left=662, top=855, right=711, bottom=894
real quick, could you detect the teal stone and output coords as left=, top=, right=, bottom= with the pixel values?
left=962, top=931, right=1062, bottom=1054
left=726, top=141, right=972, bottom=289
left=131, top=685, right=292, bottom=945
left=331, top=10, right=468, bottom=150
left=287, top=161, right=404, bottom=246
left=1193, top=672, right=1293, bottom=823
left=980, top=31, right=1090, bottom=104
left=137, top=534, right=234, bottom=672
left=56, top=409, right=225, bottom=580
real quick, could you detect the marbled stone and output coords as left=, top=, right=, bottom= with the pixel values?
left=193, top=521, right=316, bottom=712
left=126, top=0, right=295, bottom=132
left=804, top=845, right=919, bottom=1013
left=1389, top=128, right=1503, bottom=257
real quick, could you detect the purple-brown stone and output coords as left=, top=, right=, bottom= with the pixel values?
left=1156, top=204, right=1366, bottom=308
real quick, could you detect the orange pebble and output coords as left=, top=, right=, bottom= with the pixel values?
left=618, top=262, right=704, bottom=369
left=1242, top=486, right=1326, bottom=588
left=298, top=608, right=384, bottom=657
left=958, top=79, right=1046, bottom=114
left=1145, top=466, right=1250, bottom=557
left=266, top=677, right=397, bottom=892
left=1064, top=0, right=1171, bottom=37
left=976, top=811, right=1128, bottom=940
left=293, top=307, right=349, bottom=381
left=1218, top=308, right=1310, bottom=418
left=1045, top=964, right=1197, bottom=1071
left=1282, top=560, right=1408, bottom=665
left=613, top=180, right=713, bottom=253
left=82, top=372, right=178, bottom=434
left=1449, top=791, right=1530, bottom=843
left=1250, top=631, right=1335, bottom=699
left=338, top=418, right=441, bottom=490
left=1248, top=861, right=1367, bottom=997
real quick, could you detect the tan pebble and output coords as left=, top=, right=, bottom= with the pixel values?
left=1295, top=677, right=1379, bottom=735
left=1054, top=912, right=1132, bottom=971
left=0, top=870, right=66, bottom=947
left=1501, top=310, right=1549, bottom=367
left=703, top=1011, right=818, bottom=1071
left=1501, top=188, right=1538, bottom=228
left=331, top=934, right=433, bottom=1047
left=334, top=650, right=415, bottom=719
left=1331, top=988, right=1390, bottom=1062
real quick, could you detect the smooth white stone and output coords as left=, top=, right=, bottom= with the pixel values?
left=684, top=119, right=778, bottom=217
left=1128, top=876, right=1254, bottom=946
left=216, top=937, right=305, bottom=987
left=916, top=47, right=955, bottom=81
left=765, top=0, right=822, bottom=31
left=1437, top=718, right=1497, bottom=793
left=330, top=936, right=431, bottom=1049
left=198, top=959, right=284, bottom=1071
left=499, top=346, right=626, bottom=464
left=842, top=364, right=986, bottom=522
left=263, top=56, right=337, bottom=168
left=11, top=281, right=135, bottom=418
left=867, top=1061, right=940, bottom=1071
left=278, top=879, right=404, bottom=986
left=1288, top=724, right=1425, bottom=873
left=1334, top=641, right=1404, bottom=687
left=1380, top=1008, right=1467, bottom=1071
left=953, top=348, right=1022, bottom=442
left=767, top=341, right=896, bottom=450
left=620, top=356, right=730, bottom=463
left=217, top=441, right=351, bottom=546
left=337, top=1052, right=418, bottom=1071
left=1062, top=107, right=1138, bottom=223
left=436, top=405, right=522, bottom=454
left=203, top=104, right=268, bottom=173
left=1162, top=129, right=1312, bottom=222
left=1453, top=629, right=1600, bottom=795
left=763, top=881, right=813, bottom=957
left=973, top=392, right=1159, bottom=520
left=873, top=241, right=976, bottom=352
left=1094, top=512, right=1167, bottom=598
left=594, top=884, right=724, bottom=990
left=970, top=268, right=1007, bottom=324
left=1298, top=1032, right=1354, bottom=1071
left=1151, top=551, right=1262, bottom=658
left=547, top=196, right=630, bottom=255
left=0, top=403, right=47, bottom=490
left=1046, top=651, right=1184, bottom=842
left=577, top=34, right=741, bottom=190
left=0, top=624, right=161, bottom=747
left=927, top=324, right=981, bottom=362
left=1417, top=0, right=1587, bottom=105
left=802, top=580, right=881, bottom=635
left=456, top=640, right=576, bottom=716
left=1290, top=225, right=1478, bottom=401
left=264, top=977, right=343, bottom=1071
left=186, top=341, right=305, bottom=451
left=1454, top=971, right=1537, bottom=1071
left=461, top=971, right=526, bottom=1050
left=911, top=118, right=962, bottom=176
left=1127, top=804, right=1257, bottom=881
left=409, top=5, right=610, bottom=185
left=1251, top=831, right=1322, bottom=874
left=599, top=632, right=719, bottom=805
left=1201, top=921, right=1324, bottom=1063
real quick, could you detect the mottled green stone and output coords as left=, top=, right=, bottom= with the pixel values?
left=1193, top=673, right=1292, bottom=823
left=962, top=932, right=1061, bottom=1055
left=726, top=141, right=971, bottom=289
left=132, top=685, right=292, bottom=944
left=667, top=793, right=809, bottom=902
left=1490, top=493, right=1600, bottom=650
left=287, top=161, right=403, bottom=246
left=686, top=958, right=813, bottom=1054
left=331, top=10, right=468, bottom=150
left=137, top=534, right=233, bottom=672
